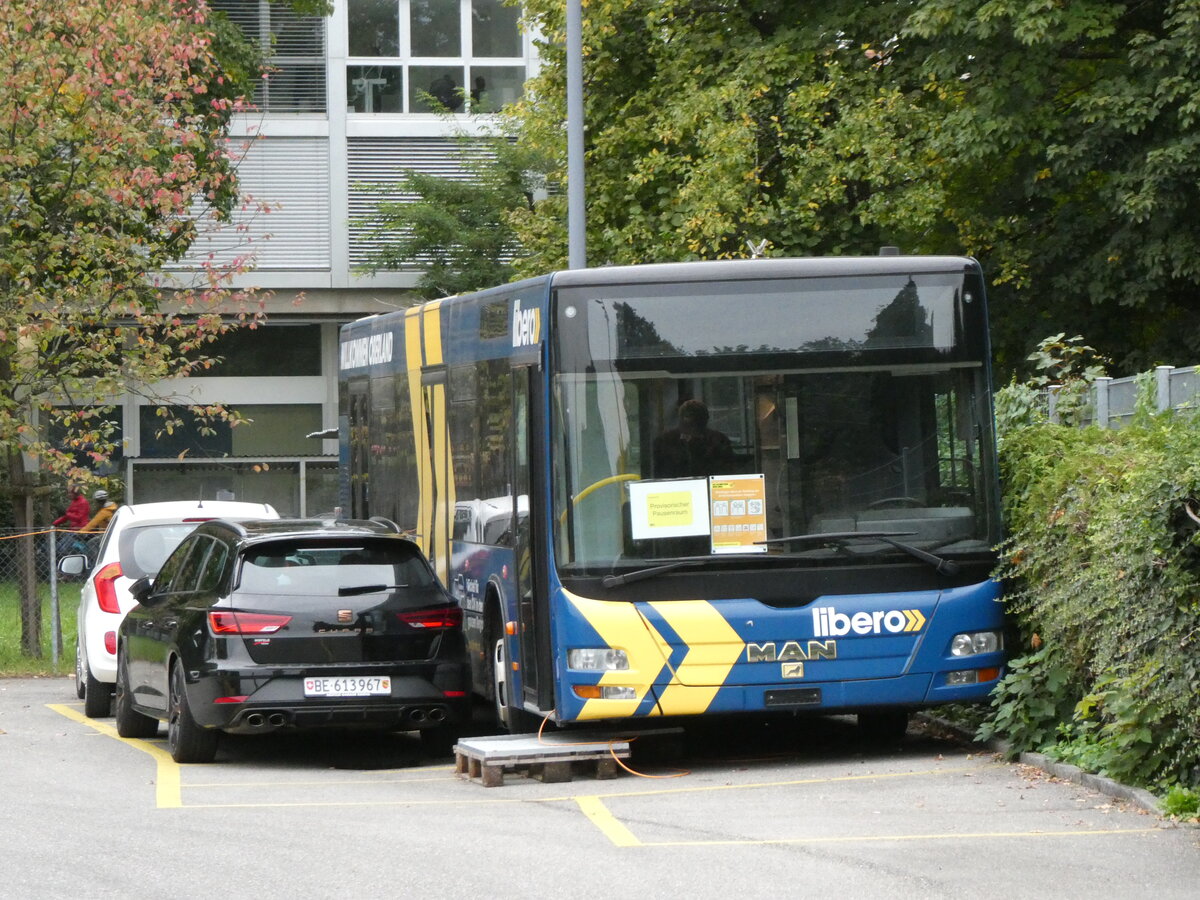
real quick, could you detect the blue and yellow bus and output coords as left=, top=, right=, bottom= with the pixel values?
left=338, top=256, right=1006, bottom=736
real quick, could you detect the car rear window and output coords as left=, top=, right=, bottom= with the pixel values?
left=118, top=523, right=208, bottom=580
left=235, top=538, right=438, bottom=597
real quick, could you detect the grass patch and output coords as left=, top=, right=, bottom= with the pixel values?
left=0, top=580, right=79, bottom=677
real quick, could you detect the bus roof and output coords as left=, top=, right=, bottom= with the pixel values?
left=547, top=256, right=979, bottom=288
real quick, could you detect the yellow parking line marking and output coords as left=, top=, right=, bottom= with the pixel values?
left=47, top=711, right=1157, bottom=852
left=49, top=704, right=182, bottom=809
left=576, top=796, right=642, bottom=846
left=632, top=827, right=1162, bottom=848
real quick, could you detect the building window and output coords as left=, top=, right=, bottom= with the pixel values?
left=190, top=325, right=323, bottom=378
left=347, top=0, right=526, bottom=114
left=211, top=0, right=328, bottom=113
left=140, top=405, right=323, bottom=458
left=347, top=136, right=499, bottom=268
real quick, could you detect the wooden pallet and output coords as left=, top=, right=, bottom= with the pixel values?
left=454, top=733, right=631, bottom=787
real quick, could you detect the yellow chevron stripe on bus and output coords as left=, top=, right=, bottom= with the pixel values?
left=565, top=591, right=672, bottom=719
left=405, top=307, right=429, bottom=558
left=648, top=600, right=743, bottom=715
left=564, top=593, right=747, bottom=719
left=421, top=300, right=452, bottom=585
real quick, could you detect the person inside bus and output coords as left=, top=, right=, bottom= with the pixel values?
left=652, top=399, right=735, bottom=479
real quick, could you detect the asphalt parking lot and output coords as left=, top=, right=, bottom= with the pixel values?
left=2, top=676, right=1198, bottom=899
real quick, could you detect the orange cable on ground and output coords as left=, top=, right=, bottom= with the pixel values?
left=533, top=710, right=690, bottom=779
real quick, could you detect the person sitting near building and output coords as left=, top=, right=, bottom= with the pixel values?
left=652, top=399, right=735, bottom=479
left=81, top=489, right=117, bottom=533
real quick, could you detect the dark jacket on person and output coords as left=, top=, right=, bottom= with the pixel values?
left=652, top=427, right=735, bottom=479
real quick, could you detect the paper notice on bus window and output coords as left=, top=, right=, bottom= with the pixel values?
left=709, top=474, right=768, bottom=554
left=628, top=479, right=711, bottom=540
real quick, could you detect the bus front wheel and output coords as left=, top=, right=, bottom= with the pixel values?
left=488, top=614, right=539, bottom=734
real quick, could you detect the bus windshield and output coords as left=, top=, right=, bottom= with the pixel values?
left=550, top=272, right=999, bottom=576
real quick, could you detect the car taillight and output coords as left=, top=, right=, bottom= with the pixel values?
left=94, top=563, right=123, bottom=614
left=397, top=605, right=463, bottom=629
left=208, top=611, right=292, bottom=635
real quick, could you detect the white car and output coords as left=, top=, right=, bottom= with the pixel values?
left=61, top=499, right=279, bottom=717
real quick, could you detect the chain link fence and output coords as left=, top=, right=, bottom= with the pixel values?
left=0, top=526, right=93, bottom=671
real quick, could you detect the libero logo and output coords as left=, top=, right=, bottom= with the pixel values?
left=512, top=300, right=541, bottom=348
left=811, top=605, right=927, bottom=637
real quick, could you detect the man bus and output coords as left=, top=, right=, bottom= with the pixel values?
left=338, top=256, right=1006, bottom=737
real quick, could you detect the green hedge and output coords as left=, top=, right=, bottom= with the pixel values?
left=985, top=392, right=1200, bottom=794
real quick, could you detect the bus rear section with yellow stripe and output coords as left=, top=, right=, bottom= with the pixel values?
left=557, top=580, right=1005, bottom=722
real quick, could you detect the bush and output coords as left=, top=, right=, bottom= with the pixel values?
left=991, top=408, right=1200, bottom=791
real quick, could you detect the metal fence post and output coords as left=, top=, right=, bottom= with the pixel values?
left=1094, top=376, right=1112, bottom=429
left=48, top=529, right=60, bottom=665
left=1156, top=365, right=1173, bottom=412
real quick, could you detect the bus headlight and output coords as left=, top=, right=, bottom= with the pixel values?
left=573, top=684, right=638, bottom=700
left=950, top=630, right=1003, bottom=657
left=568, top=648, right=630, bottom=670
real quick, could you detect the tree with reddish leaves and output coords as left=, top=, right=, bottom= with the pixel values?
left=0, top=0, right=268, bottom=656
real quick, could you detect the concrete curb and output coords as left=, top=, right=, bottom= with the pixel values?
left=916, top=713, right=1177, bottom=821
left=1017, top=751, right=1163, bottom=816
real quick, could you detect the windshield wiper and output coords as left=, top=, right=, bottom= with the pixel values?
left=756, top=531, right=961, bottom=576
left=338, top=583, right=407, bottom=596
left=601, top=560, right=708, bottom=589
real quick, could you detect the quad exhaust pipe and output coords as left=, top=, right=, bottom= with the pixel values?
left=243, top=707, right=444, bottom=729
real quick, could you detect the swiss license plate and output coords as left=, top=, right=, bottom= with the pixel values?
left=303, top=676, right=392, bottom=697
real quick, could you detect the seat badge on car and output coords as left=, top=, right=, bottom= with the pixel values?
left=337, top=609, right=353, bottom=623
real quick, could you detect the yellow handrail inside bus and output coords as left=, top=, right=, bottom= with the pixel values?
left=561, top=472, right=641, bottom=524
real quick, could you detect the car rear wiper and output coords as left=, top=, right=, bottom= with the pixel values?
left=601, top=559, right=708, bottom=589
left=756, top=531, right=961, bottom=576
left=338, top=583, right=408, bottom=596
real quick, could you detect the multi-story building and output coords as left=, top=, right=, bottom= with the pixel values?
left=113, top=0, right=537, bottom=514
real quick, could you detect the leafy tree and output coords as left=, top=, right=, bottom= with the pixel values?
left=357, top=1, right=1200, bottom=376
left=358, top=122, right=552, bottom=298
left=512, top=0, right=951, bottom=275
left=0, top=0, right=275, bottom=654
left=905, top=0, right=1200, bottom=374
left=358, top=2, right=950, bottom=288
left=515, top=0, right=1200, bottom=375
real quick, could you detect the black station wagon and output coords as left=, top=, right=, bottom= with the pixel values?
left=114, top=518, right=469, bottom=763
